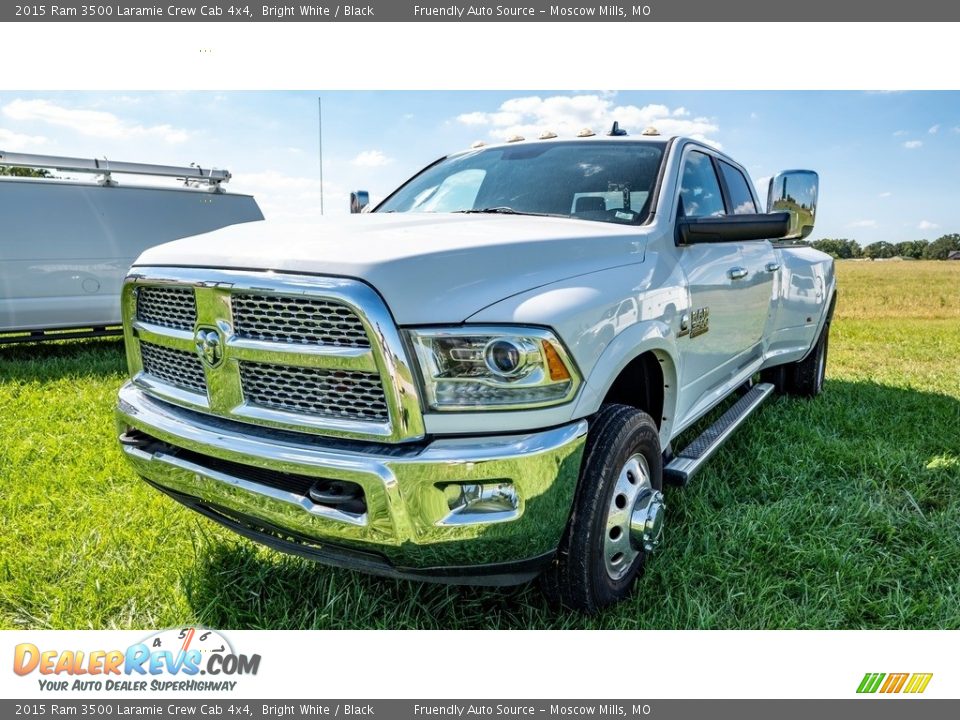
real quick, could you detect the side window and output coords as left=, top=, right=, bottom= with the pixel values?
left=719, top=161, right=758, bottom=215
left=679, top=151, right=725, bottom=218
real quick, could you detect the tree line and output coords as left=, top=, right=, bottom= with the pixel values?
left=809, top=234, right=960, bottom=260
left=0, top=167, right=50, bottom=177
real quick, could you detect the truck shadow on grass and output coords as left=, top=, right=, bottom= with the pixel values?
left=0, top=337, right=125, bottom=381
left=185, top=377, right=960, bottom=629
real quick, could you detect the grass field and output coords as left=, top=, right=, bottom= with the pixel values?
left=1, top=260, right=958, bottom=630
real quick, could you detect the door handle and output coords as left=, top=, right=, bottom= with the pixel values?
left=727, top=266, right=748, bottom=280
left=765, top=262, right=781, bottom=272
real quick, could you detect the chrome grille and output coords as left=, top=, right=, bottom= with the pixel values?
left=232, top=293, right=369, bottom=348
left=239, top=361, right=388, bottom=422
left=140, top=341, right=207, bottom=394
left=136, top=286, right=197, bottom=331
left=124, top=268, right=424, bottom=441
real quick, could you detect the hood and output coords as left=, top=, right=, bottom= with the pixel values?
left=135, top=213, right=649, bottom=324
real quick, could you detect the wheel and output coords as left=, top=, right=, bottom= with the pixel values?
left=540, top=404, right=665, bottom=613
left=760, top=319, right=830, bottom=398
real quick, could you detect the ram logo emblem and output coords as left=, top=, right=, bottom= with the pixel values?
left=194, top=326, right=224, bottom=368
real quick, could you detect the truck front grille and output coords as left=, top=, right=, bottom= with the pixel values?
left=124, top=269, right=423, bottom=441
left=232, top=293, right=369, bottom=348
left=239, top=361, right=389, bottom=422
left=140, top=341, right=207, bottom=394
left=136, top=286, right=197, bottom=331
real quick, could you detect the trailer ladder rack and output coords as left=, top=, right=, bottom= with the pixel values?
left=0, top=150, right=231, bottom=191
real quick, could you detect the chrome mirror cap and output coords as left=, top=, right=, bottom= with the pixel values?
left=767, top=170, right=818, bottom=240
left=350, top=190, right=370, bottom=214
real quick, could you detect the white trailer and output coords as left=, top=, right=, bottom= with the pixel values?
left=0, top=150, right=263, bottom=342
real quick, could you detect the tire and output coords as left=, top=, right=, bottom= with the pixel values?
left=790, top=323, right=829, bottom=397
left=761, top=319, right=831, bottom=398
left=540, top=404, right=665, bottom=613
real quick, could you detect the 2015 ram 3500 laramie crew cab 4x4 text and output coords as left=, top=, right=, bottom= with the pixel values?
left=115, top=128, right=835, bottom=612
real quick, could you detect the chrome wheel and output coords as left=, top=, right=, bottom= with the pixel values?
left=602, top=453, right=664, bottom=581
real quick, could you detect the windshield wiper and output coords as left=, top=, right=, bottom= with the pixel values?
left=453, top=207, right=561, bottom=218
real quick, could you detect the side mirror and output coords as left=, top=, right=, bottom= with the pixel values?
left=767, top=170, right=818, bottom=240
left=677, top=213, right=791, bottom=245
left=350, top=190, right=370, bottom=214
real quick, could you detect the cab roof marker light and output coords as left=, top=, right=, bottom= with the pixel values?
left=641, top=126, right=661, bottom=136
left=470, top=141, right=486, bottom=148
left=577, top=128, right=596, bottom=137
left=539, top=130, right=559, bottom=140
left=507, top=135, right=525, bottom=143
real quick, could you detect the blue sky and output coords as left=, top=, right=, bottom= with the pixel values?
left=1, top=90, right=958, bottom=243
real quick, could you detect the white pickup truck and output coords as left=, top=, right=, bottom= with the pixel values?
left=115, top=128, right=835, bottom=612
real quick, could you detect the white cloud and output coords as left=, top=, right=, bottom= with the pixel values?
left=753, top=176, right=771, bottom=200
left=233, top=170, right=347, bottom=221
left=893, top=130, right=908, bottom=136
left=457, top=111, right=490, bottom=126
left=929, top=124, right=940, bottom=134
left=878, top=191, right=893, bottom=198
left=848, top=219, right=878, bottom=228
left=918, top=220, right=939, bottom=230
left=2, top=99, right=190, bottom=144
left=749, top=112, right=759, bottom=120
left=455, top=94, right=722, bottom=148
left=351, top=149, right=392, bottom=167
left=902, top=140, right=923, bottom=149
left=0, top=127, right=49, bottom=150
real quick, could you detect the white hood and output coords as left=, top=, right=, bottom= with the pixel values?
left=135, top=214, right=649, bottom=324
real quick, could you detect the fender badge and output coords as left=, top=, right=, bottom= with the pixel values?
left=690, top=307, right=710, bottom=338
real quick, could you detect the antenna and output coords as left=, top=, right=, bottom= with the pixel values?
left=607, top=121, right=628, bottom=137
left=318, top=96, right=325, bottom=215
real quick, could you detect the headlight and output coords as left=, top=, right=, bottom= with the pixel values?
left=406, top=326, right=581, bottom=411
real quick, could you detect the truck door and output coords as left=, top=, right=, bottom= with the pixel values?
left=674, top=150, right=775, bottom=422
left=715, top=158, right=778, bottom=355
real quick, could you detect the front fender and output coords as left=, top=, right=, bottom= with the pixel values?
left=571, top=320, right=681, bottom=447
left=467, top=261, right=685, bottom=443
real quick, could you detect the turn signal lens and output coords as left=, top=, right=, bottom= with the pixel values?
left=542, top=340, right=571, bottom=381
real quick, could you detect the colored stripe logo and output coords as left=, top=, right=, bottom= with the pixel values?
left=857, top=672, right=933, bottom=694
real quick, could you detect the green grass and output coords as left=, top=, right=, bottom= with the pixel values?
left=1, top=261, right=958, bottom=629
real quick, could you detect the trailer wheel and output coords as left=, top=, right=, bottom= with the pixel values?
left=541, top=404, right=665, bottom=613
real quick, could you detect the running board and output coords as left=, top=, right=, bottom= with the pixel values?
left=664, top=382, right=775, bottom=486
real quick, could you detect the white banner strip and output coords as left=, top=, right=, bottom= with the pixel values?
left=2, top=630, right=952, bottom=700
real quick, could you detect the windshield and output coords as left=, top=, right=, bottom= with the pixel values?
left=376, top=140, right=666, bottom=225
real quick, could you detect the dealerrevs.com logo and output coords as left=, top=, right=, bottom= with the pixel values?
left=13, top=628, right=261, bottom=692
left=857, top=672, right=933, bottom=694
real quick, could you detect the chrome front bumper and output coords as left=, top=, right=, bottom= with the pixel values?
left=116, top=383, right=588, bottom=585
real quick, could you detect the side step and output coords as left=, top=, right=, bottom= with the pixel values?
left=664, top=382, right=775, bottom=486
